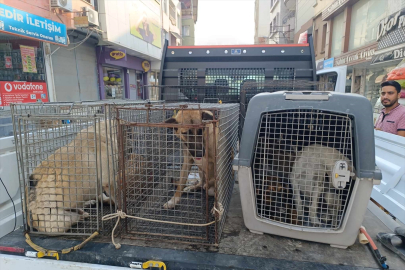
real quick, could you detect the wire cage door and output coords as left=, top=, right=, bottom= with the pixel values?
left=117, top=120, right=219, bottom=244
left=115, top=103, right=239, bottom=245
left=17, top=115, right=105, bottom=235
left=252, top=109, right=355, bottom=230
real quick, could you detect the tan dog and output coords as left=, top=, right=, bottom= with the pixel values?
left=26, top=121, right=121, bottom=233
left=289, top=144, right=354, bottom=226
left=163, top=109, right=217, bottom=209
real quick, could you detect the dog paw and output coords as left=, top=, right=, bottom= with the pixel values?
left=163, top=197, right=181, bottom=209
left=84, top=200, right=97, bottom=207
left=183, top=186, right=193, bottom=193
left=207, top=186, right=215, bottom=196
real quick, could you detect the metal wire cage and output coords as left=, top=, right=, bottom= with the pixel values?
left=12, top=100, right=160, bottom=235
left=115, top=103, right=239, bottom=245
left=145, top=85, right=240, bottom=103
left=252, top=109, right=354, bottom=229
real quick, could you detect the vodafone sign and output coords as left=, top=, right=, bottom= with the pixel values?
left=0, top=81, right=48, bottom=106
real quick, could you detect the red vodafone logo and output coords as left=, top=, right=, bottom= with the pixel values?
left=4, top=82, right=12, bottom=92
left=0, top=81, right=48, bottom=106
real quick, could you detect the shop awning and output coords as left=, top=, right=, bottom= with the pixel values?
left=170, top=31, right=182, bottom=40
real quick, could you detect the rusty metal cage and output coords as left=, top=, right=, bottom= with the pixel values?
left=115, top=103, right=239, bottom=245
left=12, top=100, right=161, bottom=235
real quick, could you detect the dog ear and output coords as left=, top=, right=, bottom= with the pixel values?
left=201, top=111, right=214, bottom=121
left=165, top=117, right=177, bottom=124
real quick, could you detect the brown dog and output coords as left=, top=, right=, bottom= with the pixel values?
left=163, top=109, right=217, bottom=209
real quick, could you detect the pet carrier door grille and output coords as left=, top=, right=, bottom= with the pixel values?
left=252, top=109, right=354, bottom=230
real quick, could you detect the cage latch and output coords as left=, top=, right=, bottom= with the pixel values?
left=332, top=161, right=352, bottom=189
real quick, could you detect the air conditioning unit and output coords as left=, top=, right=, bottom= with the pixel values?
left=85, top=7, right=99, bottom=26
left=234, top=91, right=382, bottom=249
left=51, top=0, right=73, bottom=12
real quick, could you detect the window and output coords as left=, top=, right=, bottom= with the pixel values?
left=349, top=0, right=387, bottom=50
left=169, top=0, right=176, bottom=24
left=163, top=0, right=168, bottom=15
left=321, top=24, right=327, bottom=53
left=177, top=12, right=180, bottom=28
left=269, top=22, right=273, bottom=35
left=182, top=25, right=190, bottom=37
left=314, top=29, right=318, bottom=54
left=331, top=12, right=344, bottom=57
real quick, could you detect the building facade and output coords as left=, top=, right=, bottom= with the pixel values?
left=0, top=0, right=183, bottom=104
left=295, top=0, right=405, bottom=105
left=180, top=0, right=198, bottom=46
left=254, top=0, right=296, bottom=44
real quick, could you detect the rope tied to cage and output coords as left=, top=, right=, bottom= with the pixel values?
left=103, top=204, right=224, bottom=249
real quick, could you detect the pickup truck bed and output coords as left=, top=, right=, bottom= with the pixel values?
left=1, top=183, right=404, bottom=270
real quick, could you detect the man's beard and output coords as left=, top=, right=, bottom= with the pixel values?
left=382, top=98, right=398, bottom=108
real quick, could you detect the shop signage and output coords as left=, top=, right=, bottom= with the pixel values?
left=371, top=46, right=405, bottom=65
left=74, top=16, right=89, bottom=28
left=20, top=45, right=37, bottom=73
left=0, top=81, right=48, bottom=106
left=322, top=0, right=350, bottom=20
left=316, top=58, right=324, bottom=71
left=142, top=60, right=151, bottom=72
left=5, top=55, right=12, bottom=68
left=335, top=47, right=375, bottom=66
left=109, top=50, right=126, bottom=60
left=324, top=58, right=334, bottom=68
left=0, top=4, right=67, bottom=46
left=377, top=8, right=405, bottom=41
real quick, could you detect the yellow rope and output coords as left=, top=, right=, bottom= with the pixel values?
left=25, top=231, right=99, bottom=259
left=102, top=204, right=224, bottom=249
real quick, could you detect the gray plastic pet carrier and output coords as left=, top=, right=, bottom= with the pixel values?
left=233, top=91, right=382, bottom=248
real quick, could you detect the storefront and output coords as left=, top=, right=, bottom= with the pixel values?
left=96, top=47, right=150, bottom=100
left=370, top=7, right=405, bottom=100
left=0, top=3, right=67, bottom=106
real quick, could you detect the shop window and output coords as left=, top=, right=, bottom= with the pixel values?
left=103, top=67, right=124, bottom=99
left=331, top=12, right=344, bottom=57
left=349, top=0, right=387, bottom=50
left=0, top=39, right=46, bottom=82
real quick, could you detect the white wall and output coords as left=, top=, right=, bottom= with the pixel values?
left=295, top=0, right=316, bottom=34
left=255, top=0, right=271, bottom=40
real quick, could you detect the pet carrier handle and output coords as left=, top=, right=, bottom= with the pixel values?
left=284, top=92, right=330, bottom=101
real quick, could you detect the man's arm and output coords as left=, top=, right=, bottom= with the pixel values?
left=397, top=112, right=405, bottom=137
left=398, top=130, right=405, bottom=137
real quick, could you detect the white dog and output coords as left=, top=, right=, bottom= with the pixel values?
left=289, top=144, right=354, bottom=226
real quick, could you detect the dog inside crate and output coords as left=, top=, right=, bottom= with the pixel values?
left=118, top=104, right=239, bottom=244
left=253, top=109, right=356, bottom=229
left=23, top=118, right=136, bottom=234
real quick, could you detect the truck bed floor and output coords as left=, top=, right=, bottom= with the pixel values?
left=1, top=184, right=404, bottom=269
